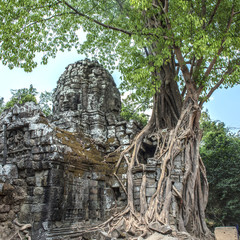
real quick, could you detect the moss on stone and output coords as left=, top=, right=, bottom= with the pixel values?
left=55, top=128, right=113, bottom=176
left=38, top=116, right=50, bottom=126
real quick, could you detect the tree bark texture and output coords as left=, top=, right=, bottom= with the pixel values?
left=109, top=65, right=214, bottom=240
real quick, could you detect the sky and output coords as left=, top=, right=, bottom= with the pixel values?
left=0, top=50, right=240, bottom=131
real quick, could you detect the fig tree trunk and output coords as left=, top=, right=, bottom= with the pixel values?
left=111, top=64, right=213, bottom=240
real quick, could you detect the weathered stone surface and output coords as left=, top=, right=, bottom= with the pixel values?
left=99, top=231, right=112, bottom=240
left=215, top=227, right=238, bottom=240
left=0, top=204, right=10, bottom=213
left=146, top=232, right=165, bottom=240
left=161, top=237, right=178, bottom=240
left=0, top=59, right=143, bottom=240
left=149, top=222, right=172, bottom=235
left=52, top=59, right=121, bottom=141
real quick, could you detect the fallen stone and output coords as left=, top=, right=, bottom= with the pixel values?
left=98, top=231, right=112, bottom=240
left=158, top=225, right=172, bottom=235
left=162, top=237, right=178, bottom=240
left=149, top=222, right=172, bottom=235
left=111, top=229, right=120, bottom=238
left=215, top=227, right=238, bottom=240
left=146, top=232, right=165, bottom=240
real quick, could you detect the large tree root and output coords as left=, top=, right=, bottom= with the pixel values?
left=78, top=101, right=214, bottom=239
left=8, top=219, right=31, bottom=240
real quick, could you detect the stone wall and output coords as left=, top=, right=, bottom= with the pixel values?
left=0, top=60, right=142, bottom=240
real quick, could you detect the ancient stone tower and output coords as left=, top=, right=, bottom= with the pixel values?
left=52, top=59, right=122, bottom=142
left=0, top=59, right=141, bottom=240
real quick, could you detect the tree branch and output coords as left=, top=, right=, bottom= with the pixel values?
left=207, top=0, right=221, bottom=27
left=204, top=4, right=234, bottom=78
left=18, top=13, right=70, bottom=33
left=62, top=0, right=133, bottom=36
left=115, top=0, right=125, bottom=12
left=173, top=46, right=191, bottom=83
left=181, top=85, right=187, bottom=99
left=190, top=55, right=195, bottom=77
left=233, top=11, right=240, bottom=15
left=199, top=67, right=235, bottom=107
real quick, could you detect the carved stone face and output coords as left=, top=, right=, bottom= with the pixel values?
left=58, top=90, right=79, bottom=112
left=53, top=60, right=121, bottom=117
left=52, top=60, right=122, bottom=140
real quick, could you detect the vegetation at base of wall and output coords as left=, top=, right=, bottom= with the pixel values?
left=0, top=85, right=52, bottom=116
left=200, top=111, right=240, bottom=229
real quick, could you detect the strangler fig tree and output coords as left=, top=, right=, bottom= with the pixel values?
left=0, top=0, right=239, bottom=239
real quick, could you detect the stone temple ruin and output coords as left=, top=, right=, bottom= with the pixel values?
left=0, top=59, right=185, bottom=240
left=0, top=59, right=142, bottom=240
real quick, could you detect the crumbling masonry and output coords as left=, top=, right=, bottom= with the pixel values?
left=0, top=59, right=184, bottom=240
left=0, top=59, right=142, bottom=240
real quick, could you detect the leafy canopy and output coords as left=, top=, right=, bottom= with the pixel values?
left=0, top=0, right=239, bottom=106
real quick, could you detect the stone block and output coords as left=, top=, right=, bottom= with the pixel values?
left=0, top=204, right=10, bottom=213
left=89, top=180, right=98, bottom=187
left=134, top=191, right=140, bottom=199
left=89, top=194, right=98, bottom=201
left=2, top=183, right=14, bottom=193
left=215, top=227, right=238, bottom=240
left=149, top=222, right=172, bottom=235
left=107, top=126, right=116, bottom=138
left=173, top=182, right=183, bottom=192
left=116, top=124, right=126, bottom=133
left=134, top=172, right=143, bottom=179
left=171, top=175, right=180, bottom=182
left=89, top=200, right=99, bottom=210
left=31, top=204, right=46, bottom=213
left=26, top=177, right=35, bottom=186
left=146, top=187, right=156, bottom=197
left=34, top=187, right=44, bottom=196
left=147, top=179, right=156, bottom=186
left=12, top=204, right=20, bottom=213
left=0, top=210, right=14, bottom=222
left=134, top=186, right=140, bottom=193
left=0, top=164, right=18, bottom=179
left=119, top=135, right=130, bottom=145
left=134, top=198, right=140, bottom=206
left=116, top=131, right=125, bottom=139
left=146, top=172, right=156, bottom=179
left=146, top=232, right=165, bottom=240
left=171, top=169, right=183, bottom=175
left=0, top=183, right=4, bottom=195
left=106, top=113, right=117, bottom=125
left=133, top=179, right=142, bottom=186
left=19, top=204, right=31, bottom=222
left=147, top=158, right=158, bottom=165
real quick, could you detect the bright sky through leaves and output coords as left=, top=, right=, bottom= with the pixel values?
left=0, top=49, right=239, bottom=131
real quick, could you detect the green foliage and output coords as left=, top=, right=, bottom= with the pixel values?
left=0, top=0, right=239, bottom=108
left=4, top=84, right=37, bottom=109
left=200, top=112, right=240, bottom=227
left=0, top=86, right=53, bottom=116
left=121, top=98, right=149, bottom=126
left=39, top=91, right=52, bottom=116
